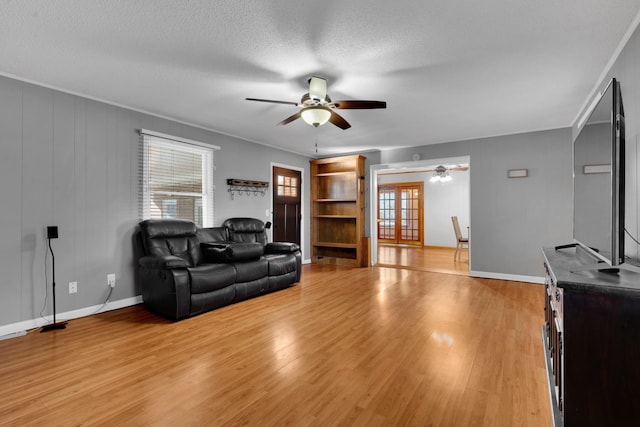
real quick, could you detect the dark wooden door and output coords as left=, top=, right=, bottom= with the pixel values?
left=273, top=166, right=301, bottom=244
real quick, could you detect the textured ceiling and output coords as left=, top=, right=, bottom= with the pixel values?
left=1, top=1, right=639, bottom=157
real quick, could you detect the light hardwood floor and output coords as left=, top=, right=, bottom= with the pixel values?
left=378, top=244, right=470, bottom=276
left=0, top=264, right=550, bottom=426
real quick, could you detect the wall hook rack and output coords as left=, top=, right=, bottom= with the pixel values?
left=227, top=179, right=269, bottom=200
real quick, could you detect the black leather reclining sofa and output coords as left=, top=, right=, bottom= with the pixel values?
left=136, top=217, right=301, bottom=320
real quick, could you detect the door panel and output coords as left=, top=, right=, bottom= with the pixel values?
left=398, top=187, right=421, bottom=244
left=378, top=183, right=423, bottom=245
left=378, top=187, right=397, bottom=243
left=273, top=166, right=301, bottom=245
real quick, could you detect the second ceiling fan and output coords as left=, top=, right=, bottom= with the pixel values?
left=246, top=76, right=386, bottom=130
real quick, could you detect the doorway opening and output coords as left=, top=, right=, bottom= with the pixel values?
left=370, top=156, right=470, bottom=275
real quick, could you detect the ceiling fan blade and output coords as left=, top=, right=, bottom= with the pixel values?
left=246, top=98, right=298, bottom=106
left=277, top=111, right=302, bottom=126
left=333, top=100, right=387, bottom=109
left=329, top=111, right=351, bottom=130
left=308, top=76, right=327, bottom=101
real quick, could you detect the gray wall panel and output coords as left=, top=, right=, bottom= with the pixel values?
left=112, top=106, right=137, bottom=301
left=0, top=77, right=23, bottom=323
left=73, top=98, right=88, bottom=313
left=21, top=84, right=54, bottom=319
left=84, top=100, right=109, bottom=305
left=52, top=91, right=77, bottom=313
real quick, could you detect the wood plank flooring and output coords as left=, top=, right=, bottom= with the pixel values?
left=378, top=245, right=470, bottom=276
left=0, top=264, right=550, bottom=426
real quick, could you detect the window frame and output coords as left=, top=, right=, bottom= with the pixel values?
left=140, top=129, right=219, bottom=228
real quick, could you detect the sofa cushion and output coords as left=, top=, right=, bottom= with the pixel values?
left=188, top=264, right=236, bottom=294
left=139, top=255, right=189, bottom=270
left=268, top=271, right=297, bottom=291
left=234, top=277, right=269, bottom=302
left=197, top=227, right=229, bottom=244
left=139, top=219, right=201, bottom=266
left=265, top=253, right=298, bottom=276
left=265, top=242, right=300, bottom=254
left=234, top=257, right=269, bottom=282
left=140, top=219, right=197, bottom=240
left=190, top=286, right=236, bottom=316
left=223, top=218, right=268, bottom=244
left=201, top=242, right=264, bottom=262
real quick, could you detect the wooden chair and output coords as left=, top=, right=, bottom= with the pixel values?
left=451, top=216, right=469, bottom=261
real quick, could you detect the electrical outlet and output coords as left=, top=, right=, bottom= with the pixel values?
left=69, top=281, right=77, bottom=294
left=107, top=273, right=116, bottom=288
left=265, top=208, right=270, bottom=217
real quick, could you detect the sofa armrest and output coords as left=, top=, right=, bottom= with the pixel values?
left=201, top=242, right=264, bottom=262
left=139, top=255, right=189, bottom=269
left=138, top=266, right=191, bottom=320
left=265, top=242, right=300, bottom=254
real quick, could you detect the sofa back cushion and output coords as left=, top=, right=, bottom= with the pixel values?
left=139, top=219, right=201, bottom=267
left=197, top=227, right=229, bottom=243
left=222, top=218, right=267, bottom=244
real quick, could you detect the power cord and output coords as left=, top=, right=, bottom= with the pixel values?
left=39, top=241, right=50, bottom=322
left=88, top=286, right=114, bottom=316
left=36, top=239, right=114, bottom=331
left=625, top=228, right=640, bottom=246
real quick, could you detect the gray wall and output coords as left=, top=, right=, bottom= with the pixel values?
left=379, top=128, right=573, bottom=279
left=574, top=22, right=640, bottom=264
left=363, top=151, right=382, bottom=239
left=0, top=75, right=310, bottom=329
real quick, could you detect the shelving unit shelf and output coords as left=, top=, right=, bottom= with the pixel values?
left=310, top=155, right=367, bottom=266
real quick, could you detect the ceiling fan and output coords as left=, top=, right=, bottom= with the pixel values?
left=246, top=76, right=386, bottom=129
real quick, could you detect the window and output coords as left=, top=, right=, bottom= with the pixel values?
left=277, top=175, right=298, bottom=197
left=140, top=130, right=218, bottom=227
left=161, top=200, right=178, bottom=219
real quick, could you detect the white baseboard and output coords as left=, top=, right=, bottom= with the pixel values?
left=0, top=330, right=27, bottom=341
left=469, top=270, right=545, bottom=284
left=302, top=258, right=312, bottom=264
left=0, top=296, right=143, bottom=340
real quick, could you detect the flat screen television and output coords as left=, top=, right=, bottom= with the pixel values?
left=572, top=78, right=625, bottom=269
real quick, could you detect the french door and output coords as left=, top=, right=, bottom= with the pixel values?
left=378, top=182, right=423, bottom=245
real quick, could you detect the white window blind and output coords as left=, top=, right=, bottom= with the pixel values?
left=139, top=130, right=218, bottom=227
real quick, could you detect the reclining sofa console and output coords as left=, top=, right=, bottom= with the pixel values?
left=137, top=217, right=301, bottom=320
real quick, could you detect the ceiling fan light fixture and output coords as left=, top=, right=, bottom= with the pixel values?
left=430, top=165, right=452, bottom=183
left=301, top=106, right=331, bottom=127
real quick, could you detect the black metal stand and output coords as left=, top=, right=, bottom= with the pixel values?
left=40, top=237, right=67, bottom=332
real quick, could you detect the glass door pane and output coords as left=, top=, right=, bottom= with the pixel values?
left=378, top=187, right=396, bottom=241
left=399, top=187, right=420, bottom=243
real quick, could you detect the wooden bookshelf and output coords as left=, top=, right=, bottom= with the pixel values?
left=310, top=155, right=367, bottom=266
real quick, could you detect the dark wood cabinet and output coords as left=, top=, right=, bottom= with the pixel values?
left=542, top=246, right=640, bottom=427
